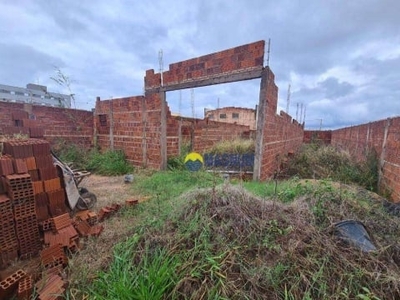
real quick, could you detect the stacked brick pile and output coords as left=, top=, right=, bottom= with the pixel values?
left=0, top=139, right=69, bottom=267
left=0, top=138, right=71, bottom=298
left=0, top=138, right=140, bottom=298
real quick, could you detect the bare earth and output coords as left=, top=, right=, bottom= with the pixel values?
left=68, top=174, right=140, bottom=285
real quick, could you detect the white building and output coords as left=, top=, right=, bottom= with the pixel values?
left=0, top=83, right=71, bottom=108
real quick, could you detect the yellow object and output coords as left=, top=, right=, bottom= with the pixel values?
left=184, top=152, right=204, bottom=164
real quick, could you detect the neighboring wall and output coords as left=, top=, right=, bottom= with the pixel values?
left=331, top=117, right=400, bottom=202
left=204, top=107, right=257, bottom=130
left=303, top=130, right=332, bottom=144
left=254, top=68, right=304, bottom=180
left=94, top=97, right=252, bottom=169
left=0, top=101, right=93, bottom=149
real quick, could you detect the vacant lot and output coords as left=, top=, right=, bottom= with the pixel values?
left=68, top=171, right=400, bottom=299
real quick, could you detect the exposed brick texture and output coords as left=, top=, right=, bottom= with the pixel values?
left=145, top=41, right=264, bottom=90
left=0, top=101, right=93, bottom=150
left=257, top=68, right=304, bottom=180
left=331, top=117, right=400, bottom=202
left=95, top=95, right=163, bottom=168
left=303, top=130, right=332, bottom=144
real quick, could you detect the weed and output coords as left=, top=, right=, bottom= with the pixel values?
left=206, top=137, right=255, bottom=155
left=285, top=144, right=379, bottom=193
left=86, top=149, right=134, bottom=176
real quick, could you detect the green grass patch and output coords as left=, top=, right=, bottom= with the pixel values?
left=85, top=149, right=134, bottom=176
left=89, top=235, right=180, bottom=300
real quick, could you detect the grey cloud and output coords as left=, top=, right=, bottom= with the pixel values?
left=0, top=43, right=64, bottom=86
left=318, top=78, right=355, bottom=99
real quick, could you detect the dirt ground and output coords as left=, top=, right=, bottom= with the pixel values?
left=83, top=174, right=134, bottom=209
left=68, top=174, right=140, bottom=282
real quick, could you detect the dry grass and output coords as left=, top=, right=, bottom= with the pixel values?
left=68, top=175, right=139, bottom=286
left=206, top=137, right=255, bottom=154
left=128, top=183, right=400, bottom=299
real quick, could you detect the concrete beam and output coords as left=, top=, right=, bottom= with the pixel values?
left=145, top=67, right=263, bottom=93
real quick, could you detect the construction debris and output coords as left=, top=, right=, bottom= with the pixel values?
left=0, top=138, right=138, bottom=299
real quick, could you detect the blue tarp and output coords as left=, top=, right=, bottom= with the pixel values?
left=203, top=153, right=254, bottom=171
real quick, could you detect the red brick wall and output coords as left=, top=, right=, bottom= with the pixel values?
left=258, top=69, right=304, bottom=180
left=303, top=130, right=332, bottom=144
left=145, top=40, right=265, bottom=90
left=94, top=95, right=163, bottom=169
left=331, top=117, right=400, bottom=202
left=0, top=101, right=93, bottom=149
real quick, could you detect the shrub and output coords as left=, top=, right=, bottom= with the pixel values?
left=86, top=149, right=134, bottom=176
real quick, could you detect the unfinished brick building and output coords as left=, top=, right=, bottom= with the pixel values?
left=2, top=40, right=398, bottom=202
left=204, top=107, right=257, bottom=130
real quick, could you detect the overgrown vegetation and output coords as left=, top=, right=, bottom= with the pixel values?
left=53, top=142, right=133, bottom=175
left=62, top=140, right=398, bottom=299
left=206, top=137, right=255, bottom=154
left=85, top=149, right=134, bottom=176
left=73, top=170, right=400, bottom=299
left=167, top=141, right=192, bottom=170
left=285, top=143, right=379, bottom=192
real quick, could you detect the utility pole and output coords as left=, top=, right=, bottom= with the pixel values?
left=179, top=90, right=182, bottom=116
left=158, top=49, right=164, bottom=86
left=191, top=89, right=195, bottom=118
left=299, top=103, right=303, bottom=124
left=266, top=38, right=271, bottom=67
left=286, top=84, right=291, bottom=114
left=296, top=103, right=299, bottom=122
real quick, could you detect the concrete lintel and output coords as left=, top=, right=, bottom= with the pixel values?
left=145, top=67, right=263, bottom=93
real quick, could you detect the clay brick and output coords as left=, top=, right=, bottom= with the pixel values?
left=39, top=167, right=58, bottom=180
left=28, top=169, right=40, bottom=181
left=32, top=181, right=44, bottom=194
left=0, top=219, right=18, bottom=250
left=17, top=275, right=33, bottom=300
left=12, top=110, right=29, bottom=121
left=13, top=158, right=28, bottom=174
left=0, top=269, right=26, bottom=299
left=5, top=173, right=32, bottom=189
left=0, top=178, right=5, bottom=194
left=29, top=127, right=44, bottom=138
left=13, top=200, right=36, bottom=219
left=51, top=213, right=72, bottom=232
left=25, top=156, right=37, bottom=170
left=35, top=274, right=65, bottom=300
left=32, top=140, right=51, bottom=157
left=40, top=218, right=52, bottom=232
left=35, top=155, right=54, bottom=169
left=40, top=244, right=68, bottom=269
left=44, top=224, right=78, bottom=248
left=43, top=178, right=61, bottom=192
left=0, top=155, right=14, bottom=176
left=7, top=187, right=34, bottom=202
left=125, top=198, right=139, bottom=206
left=0, top=194, right=13, bottom=221
left=74, top=209, right=90, bottom=221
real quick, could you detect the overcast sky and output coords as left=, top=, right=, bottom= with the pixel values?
left=1, top=0, right=399, bottom=129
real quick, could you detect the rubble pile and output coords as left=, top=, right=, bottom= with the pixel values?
left=0, top=138, right=103, bottom=299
